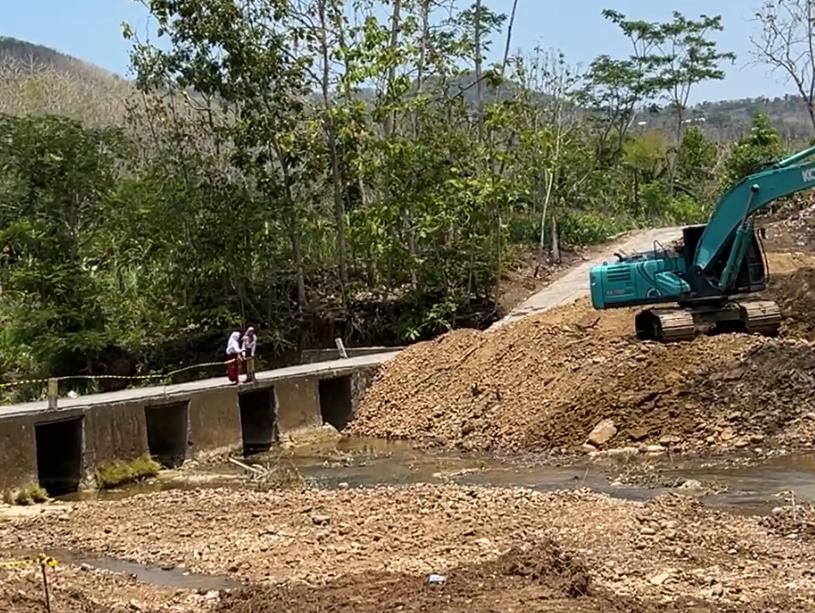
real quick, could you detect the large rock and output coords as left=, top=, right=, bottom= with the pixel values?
left=587, top=419, right=617, bottom=447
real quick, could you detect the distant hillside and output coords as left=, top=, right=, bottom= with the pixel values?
left=634, top=96, right=813, bottom=144
left=0, top=36, right=131, bottom=126
left=0, top=36, right=123, bottom=82
left=1, top=36, right=813, bottom=143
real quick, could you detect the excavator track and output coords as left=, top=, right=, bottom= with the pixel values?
left=737, top=300, right=782, bottom=336
left=635, top=299, right=782, bottom=342
left=635, top=309, right=696, bottom=342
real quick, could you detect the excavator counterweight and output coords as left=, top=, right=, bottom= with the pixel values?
left=590, top=145, right=815, bottom=341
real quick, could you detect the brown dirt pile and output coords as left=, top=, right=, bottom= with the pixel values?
left=763, top=200, right=815, bottom=252
left=217, top=539, right=621, bottom=613
left=772, top=266, right=815, bottom=338
left=350, top=257, right=815, bottom=454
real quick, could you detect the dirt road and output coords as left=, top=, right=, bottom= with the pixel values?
left=493, top=226, right=683, bottom=329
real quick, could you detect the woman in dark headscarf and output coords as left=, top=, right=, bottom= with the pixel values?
left=241, top=327, right=257, bottom=382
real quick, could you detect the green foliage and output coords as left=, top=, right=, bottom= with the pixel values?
left=0, top=3, right=787, bottom=391
left=560, top=211, right=635, bottom=246
left=94, top=455, right=161, bottom=489
left=3, top=483, right=49, bottom=505
left=0, top=114, right=125, bottom=377
left=678, top=127, right=717, bottom=184
left=723, top=112, right=785, bottom=187
left=623, top=132, right=668, bottom=179
left=663, top=194, right=707, bottom=224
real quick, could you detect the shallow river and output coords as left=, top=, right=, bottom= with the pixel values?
left=64, top=437, right=815, bottom=514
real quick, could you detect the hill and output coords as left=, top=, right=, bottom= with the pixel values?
left=1, top=36, right=814, bottom=143
left=0, top=36, right=131, bottom=126
left=639, top=95, right=814, bottom=143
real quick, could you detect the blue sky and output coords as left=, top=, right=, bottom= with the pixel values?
left=0, top=0, right=792, bottom=103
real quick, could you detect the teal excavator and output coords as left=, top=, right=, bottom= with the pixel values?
left=590, top=145, right=815, bottom=341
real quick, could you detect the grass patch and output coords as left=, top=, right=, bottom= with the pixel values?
left=3, top=483, right=49, bottom=505
left=94, top=455, right=161, bottom=489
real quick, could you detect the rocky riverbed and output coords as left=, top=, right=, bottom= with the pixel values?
left=2, top=485, right=815, bottom=611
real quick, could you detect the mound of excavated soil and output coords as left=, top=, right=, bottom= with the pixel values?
left=772, top=267, right=815, bottom=338
left=218, top=539, right=612, bottom=613
left=350, top=255, right=815, bottom=454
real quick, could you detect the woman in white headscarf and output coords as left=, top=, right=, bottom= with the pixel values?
left=225, top=331, right=243, bottom=383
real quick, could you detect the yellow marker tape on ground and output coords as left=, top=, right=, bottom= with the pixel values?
left=0, top=555, right=57, bottom=569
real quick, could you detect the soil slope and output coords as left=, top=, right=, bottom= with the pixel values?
left=350, top=251, right=815, bottom=454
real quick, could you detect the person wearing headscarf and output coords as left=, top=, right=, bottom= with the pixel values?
left=241, top=326, right=257, bottom=382
left=225, top=331, right=243, bottom=383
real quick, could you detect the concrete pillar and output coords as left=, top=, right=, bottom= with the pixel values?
left=275, top=377, right=322, bottom=435
left=187, top=387, right=242, bottom=459
left=0, top=416, right=38, bottom=491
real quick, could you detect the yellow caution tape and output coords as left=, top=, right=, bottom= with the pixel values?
left=0, top=555, right=57, bottom=569
left=0, top=378, right=49, bottom=390
left=0, top=358, right=239, bottom=391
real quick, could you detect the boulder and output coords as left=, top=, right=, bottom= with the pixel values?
left=588, top=419, right=617, bottom=447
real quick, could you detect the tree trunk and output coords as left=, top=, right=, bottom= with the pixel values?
left=273, top=143, right=307, bottom=309
left=498, top=0, right=518, bottom=89
left=317, top=0, right=348, bottom=304
left=668, top=104, right=684, bottom=199
left=474, top=0, right=484, bottom=141
left=551, top=214, right=560, bottom=264
left=384, top=0, right=402, bottom=137
left=414, top=0, right=430, bottom=137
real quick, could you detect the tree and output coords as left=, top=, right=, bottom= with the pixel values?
left=601, top=10, right=734, bottom=193
left=581, top=54, right=653, bottom=161
left=652, top=12, right=735, bottom=147
left=677, top=126, right=718, bottom=202
left=622, top=130, right=669, bottom=216
left=752, top=0, right=815, bottom=132
left=722, top=112, right=785, bottom=187
left=129, top=0, right=314, bottom=310
left=0, top=114, right=124, bottom=376
left=509, top=48, right=586, bottom=264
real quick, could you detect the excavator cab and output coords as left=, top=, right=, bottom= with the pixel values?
left=678, top=224, right=768, bottom=298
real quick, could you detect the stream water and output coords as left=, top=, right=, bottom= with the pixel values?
left=3, top=547, right=242, bottom=591
left=61, top=437, right=815, bottom=514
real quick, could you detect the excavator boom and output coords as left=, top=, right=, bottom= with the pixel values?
left=590, top=144, right=815, bottom=341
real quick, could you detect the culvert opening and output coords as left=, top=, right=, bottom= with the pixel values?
left=145, top=402, right=189, bottom=468
left=36, top=418, right=83, bottom=495
left=318, top=375, right=353, bottom=431
left=239, top=388, right=276, bottom=456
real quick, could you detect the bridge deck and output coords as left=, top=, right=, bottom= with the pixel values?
left=1, top=352, right=398, bottom=419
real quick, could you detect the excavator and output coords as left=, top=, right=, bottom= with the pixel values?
left=589, top=145, right=815, bottom=342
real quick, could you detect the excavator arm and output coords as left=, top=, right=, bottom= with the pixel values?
left=695, top=145, right=815, bottom=279
left=590, top=143, right=815, bottom=341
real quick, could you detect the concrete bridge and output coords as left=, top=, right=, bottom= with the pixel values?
left=0, top=352, right=397, bottom=495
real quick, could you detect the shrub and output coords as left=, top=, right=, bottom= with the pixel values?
left=94, top=455, right=161, bottom=489
left=3, top=483, right=49, bottom=505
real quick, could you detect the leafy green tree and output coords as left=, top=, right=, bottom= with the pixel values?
left=601, top=9, right=734, bottom=193
left=723, top=112, right=784, bottom=187
left=0, top=114, right=124, bottom=376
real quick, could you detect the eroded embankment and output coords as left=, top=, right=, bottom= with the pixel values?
left=350, top=253, right=815, bottom=454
